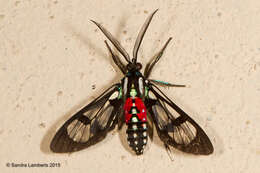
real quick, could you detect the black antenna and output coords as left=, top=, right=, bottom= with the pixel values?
left=91, top=20, right=131, bottom=63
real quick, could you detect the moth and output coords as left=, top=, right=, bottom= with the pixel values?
left=50, top=10, right=214, bottom=156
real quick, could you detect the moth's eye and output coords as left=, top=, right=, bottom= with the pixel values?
left=127, top=64, right=133, bottom=70
left=136, top=63, right=142, bottom=70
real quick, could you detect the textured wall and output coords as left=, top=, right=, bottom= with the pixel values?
left=0, top=0, right=259, bottom=172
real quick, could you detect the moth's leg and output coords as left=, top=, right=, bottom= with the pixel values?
left=105, top=40, right=127, bottom=74
left=144, top=37, right=172, bottom=78
left=147, top=112, right=154, bottom=141
left=164, top=144, right=174, bottom=161
left=149, top=79, right=186, bottom=87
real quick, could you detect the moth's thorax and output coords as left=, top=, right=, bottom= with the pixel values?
left=122, top=70, right=145, bottom=99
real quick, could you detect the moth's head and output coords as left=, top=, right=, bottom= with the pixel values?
left=126, top=62, right=142, bottom=77
left=126, top=62, right=142, bottom=72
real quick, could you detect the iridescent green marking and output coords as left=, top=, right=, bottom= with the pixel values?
left=145, top=86, right=149, bottom=97
left=130, top=84, right=137, bottom=97
left=118, top=86, right=122, bottom=98
left=136, top=71, right=141, bottom=76
left=154, top=80, right=169, bottom=85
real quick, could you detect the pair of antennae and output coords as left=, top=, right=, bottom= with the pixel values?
left=91, top=9, right=158, bottom=64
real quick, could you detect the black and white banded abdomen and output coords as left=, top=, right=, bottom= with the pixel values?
left=126, top=116, right=148, bottom=155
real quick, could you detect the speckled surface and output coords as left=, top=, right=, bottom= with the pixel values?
left=0, top=0, right=260, bottom=172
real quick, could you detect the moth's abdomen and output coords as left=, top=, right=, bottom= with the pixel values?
left=126, top=120, right=148, bottom=155
left=124, top=97, right=148, bottom=155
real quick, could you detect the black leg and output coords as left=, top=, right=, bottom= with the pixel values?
left=144, top=37, right=172, bottom=78
left=104, top=41, right=127, bottom=74
left=164, top=144, right=174, bottom=161
left=149, top=79, right=186, bottom=87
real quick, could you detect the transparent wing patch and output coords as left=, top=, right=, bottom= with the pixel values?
left=145, top=83, right=213, bottom=155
